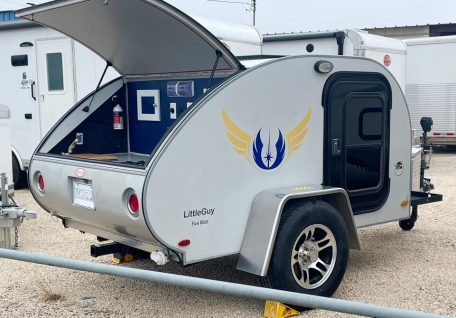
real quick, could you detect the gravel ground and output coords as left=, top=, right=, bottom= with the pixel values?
left=1, top=153, right=455, bottom=318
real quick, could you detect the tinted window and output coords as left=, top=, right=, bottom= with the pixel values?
left=46, top=53, right=64, bottom=91
left=361, top=109, right=382, bottom=140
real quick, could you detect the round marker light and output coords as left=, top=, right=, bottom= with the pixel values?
left=314, top=60, right=334, bottom=74
left=128, top=193, right=139, bottom=214
left=38, top=174, right=45, bottom=191
left=384, top=54, right=391, bottom=67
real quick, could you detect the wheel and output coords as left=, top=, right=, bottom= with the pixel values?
left=263, top=201, right=349, bottom=310
left=399, top=219, right=415, bottom=231
left=12, top=154, right=27, bottom=189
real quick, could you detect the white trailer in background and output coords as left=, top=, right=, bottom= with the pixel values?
left=0, top=13, right=261, bottom=186
left=262, top=30, right=407, bottom=91
left=405, top=36, right=456, bottom=146
left=0, top=18, right=118, bottom=186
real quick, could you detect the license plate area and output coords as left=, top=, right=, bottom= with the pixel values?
left=72, top=179, right=95, bottom=210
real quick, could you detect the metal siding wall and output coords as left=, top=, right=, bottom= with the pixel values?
left=406, top=83, right=456, bottom=133
left=366, top=26, right=430, bottom=39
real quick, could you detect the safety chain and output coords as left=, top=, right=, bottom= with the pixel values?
left=14, top=227, right=19, bottom=249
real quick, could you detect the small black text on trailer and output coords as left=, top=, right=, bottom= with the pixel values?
left=17, top=0, right=442, bottom=306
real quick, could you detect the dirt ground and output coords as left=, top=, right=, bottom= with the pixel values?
left=0, top=153, right=455, bottom=318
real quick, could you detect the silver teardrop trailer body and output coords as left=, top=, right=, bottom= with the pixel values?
left=17, top=0, right=442, bottom=298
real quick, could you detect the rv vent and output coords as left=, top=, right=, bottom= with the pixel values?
left=11, top=55, right=28, bottom=67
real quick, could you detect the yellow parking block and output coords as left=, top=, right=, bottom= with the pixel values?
left=264, top=300, right=300, bottom=318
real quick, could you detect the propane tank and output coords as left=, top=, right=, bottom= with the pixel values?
left=112, top=95, right=123, bottom=130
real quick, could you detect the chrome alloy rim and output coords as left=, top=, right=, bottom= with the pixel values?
left=291, top=224, right=337, bottom=289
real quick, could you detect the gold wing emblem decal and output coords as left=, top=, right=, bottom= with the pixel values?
left=286, top=107, right=312, bottom=159
left=222, top=109, right=252, bottom=162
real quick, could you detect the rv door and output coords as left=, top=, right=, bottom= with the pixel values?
left=36, top=38, right=76, bottom=137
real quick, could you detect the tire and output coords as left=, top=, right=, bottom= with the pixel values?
left=12, top=154, right=27, bottom=189
left=263, top=201, right=349, bottom=309
left=399, top=219, right=415, bottom=231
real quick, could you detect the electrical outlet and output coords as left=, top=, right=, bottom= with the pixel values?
left=76, top=133, right=84, bottom=145
left=170, top=103, right=177, bottom=120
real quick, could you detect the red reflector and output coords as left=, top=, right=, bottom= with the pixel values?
left=447, top=133, right=455, bottom=136
left=178, top=239, right=191, bottom=247
left=433, top=133, right=441, bottom=136
left=38, top=174, right=45, bottom=191
left=129, top=194, right=139, bottom=214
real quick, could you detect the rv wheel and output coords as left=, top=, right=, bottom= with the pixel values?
left=12, top=155, right=26, bottom=189
left=264, top=201, right=348, bottom=308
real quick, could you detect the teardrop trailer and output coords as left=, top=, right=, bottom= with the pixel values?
left=17, top=0, right=442, bottom=300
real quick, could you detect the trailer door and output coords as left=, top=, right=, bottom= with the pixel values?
left=323, top=72, right=391, bottom=214
left=36, top=38, right=76, bottom=137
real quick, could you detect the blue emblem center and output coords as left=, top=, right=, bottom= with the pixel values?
left=253, top=129, right=286, bottom=170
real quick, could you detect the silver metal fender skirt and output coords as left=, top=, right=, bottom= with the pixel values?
left=237, top=185, right=361, bottom=276
left=29, top=156, right=161, bottom=250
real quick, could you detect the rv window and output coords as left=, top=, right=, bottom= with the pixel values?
left=344, top=97, right=384, bottom=192
left=360, top=109, right=382, bottom=140
left=46, top=53, right=64, bottom=91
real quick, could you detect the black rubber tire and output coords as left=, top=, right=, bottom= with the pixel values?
left=399, top=219, right=415, bottom=231
left=12, top=154, right=27, bottom=189
left=262, top=201, right=349, bottom=310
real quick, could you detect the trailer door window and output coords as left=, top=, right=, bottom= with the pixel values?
left=46, top=52, right=64, bottom=92
left=345, top=96, right=385, bottom=192
left=361, top=109, right=382, bottom=139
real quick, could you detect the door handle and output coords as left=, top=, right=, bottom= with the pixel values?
left=332, top=138, right=341, bottom=155
left=30, top=80, right=36, bottom=101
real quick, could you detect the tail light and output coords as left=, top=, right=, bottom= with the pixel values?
left=37, top=173, right=45, bottom=191
left=128, top=193, right=139, bottom=215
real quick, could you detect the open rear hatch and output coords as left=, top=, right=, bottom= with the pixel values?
left=16, top=0, right=243, bottom=76
left=19, top=0, right=246, bottom=168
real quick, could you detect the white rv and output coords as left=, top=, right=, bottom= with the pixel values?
left=17, top=0, right=441, bottom=305
left=405, top=36, right=456, bottom=146
left=262, top=30, right=407, bottom=91
left=0, top=11, right=261, bottom=186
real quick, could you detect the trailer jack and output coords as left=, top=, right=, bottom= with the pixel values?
left=400, top=191, right=443, bottom=231
left=399, top=206, right=418, bottom=231
left=0, top=173, right=36, bottom=248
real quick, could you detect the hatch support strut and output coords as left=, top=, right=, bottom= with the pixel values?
left=82, top=61, right=112, bottom=112
left=206, top=50, right=223, bottom=91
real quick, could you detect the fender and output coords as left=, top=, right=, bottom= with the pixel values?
left=237, top=185, right=361, bottom=276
